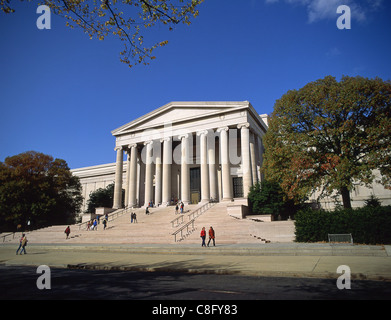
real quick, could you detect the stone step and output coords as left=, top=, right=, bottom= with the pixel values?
left=3, top=202, right=296, bottom=245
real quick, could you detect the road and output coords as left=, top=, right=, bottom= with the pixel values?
left=0, top=265, right=390, bottom=301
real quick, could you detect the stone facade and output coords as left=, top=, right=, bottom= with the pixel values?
left=110, top=101, right=267, bottom=209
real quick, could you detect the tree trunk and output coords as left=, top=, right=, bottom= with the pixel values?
left=340, top=186, right=352, bottom=209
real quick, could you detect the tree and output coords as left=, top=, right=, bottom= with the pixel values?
left=1, top=0, right=203, bottom=68
left=262, top=75, right=391, bottom=209
left=0, top=151, right=83, bottom=230
left=248, top=181, right=285, bottom=218
left=86, top=183, right=120, bottom=213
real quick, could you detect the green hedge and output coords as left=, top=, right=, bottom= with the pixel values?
left=294, top=206, right=391, bottom=244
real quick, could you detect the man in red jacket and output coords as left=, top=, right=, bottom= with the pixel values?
left=207, top=226, right=215, bottom=247
left=200, top=227, right=206, bottom=247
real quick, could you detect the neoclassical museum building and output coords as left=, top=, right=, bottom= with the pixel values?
left=72, top=101, right=391, bottom=213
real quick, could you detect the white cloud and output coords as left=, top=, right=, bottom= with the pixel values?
left=265, top=0, right=383, bottom=23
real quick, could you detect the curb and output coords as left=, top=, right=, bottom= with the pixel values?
left=6, top=243, right=389, bottom=257
left=66, top=263, right=390, bottom=282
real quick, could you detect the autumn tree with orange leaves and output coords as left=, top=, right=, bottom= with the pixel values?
left=262, top=75, right=391, bottom=209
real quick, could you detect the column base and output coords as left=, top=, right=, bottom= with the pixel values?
left=160, top=201, right=171, bottom=207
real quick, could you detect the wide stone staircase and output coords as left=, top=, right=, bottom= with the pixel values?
left=2, top=202, right=295, bottom=245
left=176, top=202, right=295, bottom=244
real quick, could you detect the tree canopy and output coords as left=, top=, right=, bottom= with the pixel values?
left=86, top=183, right=118, bottom=213
left=1, top=0, right=203, bottom=68
left=262, top=75, right=391, bottom=209
left=248, top=181, right=285, bottom=217
left=0, top=151, right=83, bottom=230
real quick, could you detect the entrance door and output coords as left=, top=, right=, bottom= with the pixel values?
left=190, top=167, right=201, bottom=204
left=233, top=177, right=244, bottom=198
left=191, top=192, right=200, bottom=204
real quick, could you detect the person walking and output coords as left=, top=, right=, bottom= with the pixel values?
left=133, top=212, right=137, bottom=223
left=16, top=234, right=25, bottom=255
left=200, top=227, right=206, bottom=247
left=103, top=218, right=107, bottom=230
left=64, top=226, right=71, bottom=239
left=16, top=234, right=28, bottom=254
left=207, top=226, right=215, bottom=247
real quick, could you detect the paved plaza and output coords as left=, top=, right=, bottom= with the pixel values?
left=1, top=243, right=391, bottom=281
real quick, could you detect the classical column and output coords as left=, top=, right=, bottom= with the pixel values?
left=250, top=132, right=258, bottom=185
left=207, top=130, right=218, bottom=201
left=197, top=130, right=210, bottom=203
left=179, top=134, right=190, bottom=204
left=144, top=141, right=154, bottom=207
left=128, top=144, right=138, bottom=208
left=124, top=149, right=131, bottom=207
left=113, top=146, right=124, bottom=209
left=218, top=127, right=233, bottom=201
left=154, top=140, right=162, bottom=206
left=238, top=123, right=252, bottom=197
left=161, top=137, right=172, bottom=206
left=257, top=135, right=264, bottom=182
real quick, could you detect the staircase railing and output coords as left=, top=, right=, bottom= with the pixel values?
left=0, top=232, right=19, bottom=243
left=78, top=207, right=130, bottom=230
left=170, top=214, right=184, bottom=228
left=171, top=201, right=217, bottom=242
left=172, top=219, right=196, bottom=242
left=187, top=201, right=216, bottom=221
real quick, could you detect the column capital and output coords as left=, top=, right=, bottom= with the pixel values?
left=178, top=133, right=190, bottom=140
left=114, top=146, right=123, bottom=152
left=237, top=122, right=250, bottom=130
left=216, top=126, right=229, bottom=133
left=160, top=137, right=172, bottom=143
left=196, top=130, right=209, bottom=137
left=144, top=140, right=153, bottom=146
left=125, top=144, right=137, bottom=155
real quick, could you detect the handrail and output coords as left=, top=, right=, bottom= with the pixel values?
left=78, top=207, right=130, bottom=230
left=170, top=214, right=184, bottom=228
left=172, top=201, right=217, bottom=242
left=187, top=202, right=216, bottom=221
left=172, top=219, right=196, bottom=242
left=0, top=232, right=18, bottom=243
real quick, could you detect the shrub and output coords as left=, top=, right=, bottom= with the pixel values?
left=248, top=181, right=306, bottom=220
left=294, top=206, right=391, bottom=244
left=248, top=181, right=285, bottom=218
left=364, top=195, right=382, bottom=208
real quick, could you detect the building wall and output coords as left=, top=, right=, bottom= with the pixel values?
left=309, top=170, right=391, bottom=209
left=71, top=163, right=126, bottom=213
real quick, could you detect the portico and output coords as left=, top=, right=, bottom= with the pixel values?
left=111, top=101, right=268, bottom=209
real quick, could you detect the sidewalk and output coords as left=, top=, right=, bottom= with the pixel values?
left=1, top=243, right=391, bottom=281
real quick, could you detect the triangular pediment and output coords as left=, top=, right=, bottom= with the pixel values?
left=112, top=101, right=250, bottom=136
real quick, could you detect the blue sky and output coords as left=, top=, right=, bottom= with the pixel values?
left=1, top=0, right=390, bottom=169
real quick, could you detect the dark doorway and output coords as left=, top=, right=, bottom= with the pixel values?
left=233, top=177, right=243, bottom=198
left=190, top=167, right=201, bottom=204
